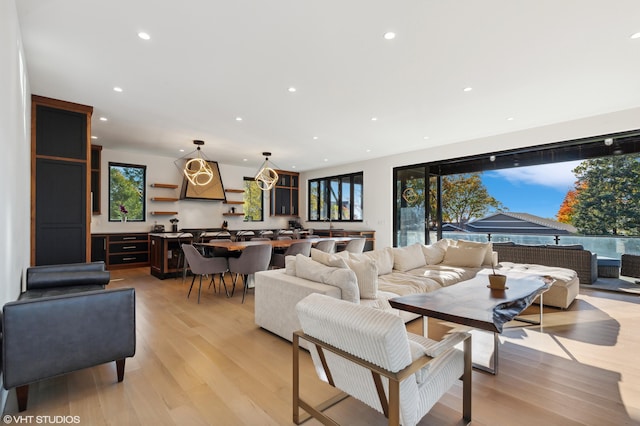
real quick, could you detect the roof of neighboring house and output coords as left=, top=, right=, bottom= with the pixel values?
left=464, top=212, right=578, bottom=235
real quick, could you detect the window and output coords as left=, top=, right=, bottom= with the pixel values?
left=109, top=162, right=146, bottom=222
left=243, top=177, right=264, bottom=221
left=308, top=172, right=363, bottom=222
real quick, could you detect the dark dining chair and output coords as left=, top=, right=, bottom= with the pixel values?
left=271, top=241, right=312, bottom=269
left=228, top=244, right=272, bottom=303
left=182, top=244, right=229, bottom=303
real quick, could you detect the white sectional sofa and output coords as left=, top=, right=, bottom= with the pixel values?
left=254, top=239, right=579, bottom=344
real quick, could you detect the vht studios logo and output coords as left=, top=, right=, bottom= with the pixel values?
left=3, top=415, right=81, bottom=424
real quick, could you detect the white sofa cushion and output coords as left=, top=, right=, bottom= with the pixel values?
left=310, top=248, right=349, bottom=266
left=393, top=243, right=427, bottom=272
left=421, top=239, right=449, bottom=265
left=441, top=245, right=486, bottom=268
left=456, top=240, right=494, bottom=266
left=295, top=254, right=360, bottom=302
left=344, top=256, right=379, bottom=299
left=359, top=247, right=394, bottom=276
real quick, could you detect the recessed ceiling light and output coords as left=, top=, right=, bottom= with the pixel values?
left=323, top=158, right=328, bottom=162
left=138, top=32, right=151, bottom=40
left=292, top=165, right=297, bottom=169
left=365, top=149, right=371, bottom=153
left=371, top=117, right=378, bottom=121
left=631, top=32, right=640, bottom=39
left=91, top=135, right=97, bottom=140
left=179, top=149, right=185, bottom=152
left=463, top=87, right=473, bottom=92
left=288, top=87, right=297, bottom=93
left=383, top=32, right=396, bottom=40
left=507, top=117, right=514, bottom=121
left=313, top=136, right=319, bottom=140
left=99, top=117, right=107, bottom=121
left=113, top=86, right=123, bottom=92
left=243, top=158, right=248, bottom=162
left=235, top=117, right=243, bottom=121
left=423, top=136, right=429, bottom=140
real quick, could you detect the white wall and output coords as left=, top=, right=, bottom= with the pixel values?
left=91, top=148, right=290, bottom=234
left=300, top=106, right=640, bottom=249
left=0, top=0, right=31, bottom=411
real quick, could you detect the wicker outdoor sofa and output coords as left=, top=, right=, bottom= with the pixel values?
left=492, top=242, right=598, bottom=284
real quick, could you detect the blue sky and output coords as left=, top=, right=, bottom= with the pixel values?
left=481, top=160, right=583, bottom=219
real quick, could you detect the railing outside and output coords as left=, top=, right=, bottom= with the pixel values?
left=438, top=232, right=640, bottom=259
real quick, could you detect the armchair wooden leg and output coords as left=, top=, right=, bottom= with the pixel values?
left=16, top=385, right=29, bottom=412
left=463, top=335, right=472, bottom=422
left=116, top=358, right=126, bottom=382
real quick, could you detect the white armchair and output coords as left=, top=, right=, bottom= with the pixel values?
left=294, top=293, right=471, bottom=426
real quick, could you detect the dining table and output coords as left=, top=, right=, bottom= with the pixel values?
left=197, top=237, right=356, bottom=252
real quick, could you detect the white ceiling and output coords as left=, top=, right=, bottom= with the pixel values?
left=16, top=0, right=640, bottom=172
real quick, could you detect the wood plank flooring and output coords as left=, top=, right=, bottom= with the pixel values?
left=4, top=267, right=640, bottom=425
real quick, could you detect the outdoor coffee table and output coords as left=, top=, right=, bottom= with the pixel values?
left=389, top=271, right=552, bottom=374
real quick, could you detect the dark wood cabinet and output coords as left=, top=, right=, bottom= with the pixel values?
left=91, top=233, right=150, bottom=269
left=31, top=96, right=92, bottom=265
left=91, top=145, right=102, bottom=214
left=270, top=170, right=299, bottom=216
left=150, top=234, right=192, bottom=279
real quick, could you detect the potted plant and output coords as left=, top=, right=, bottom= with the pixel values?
left=488, top=258, right=507, bottom=290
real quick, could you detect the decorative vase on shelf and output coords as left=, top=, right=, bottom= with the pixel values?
left=121, top=216, right=127, bottom=222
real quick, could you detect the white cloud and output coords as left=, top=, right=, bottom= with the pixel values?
left=489, top=160, right=582, bottom=190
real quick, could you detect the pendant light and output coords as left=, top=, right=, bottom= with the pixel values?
left=255, top=152, right=279, bottom=191
left=175, top=140, right=214, bottom=186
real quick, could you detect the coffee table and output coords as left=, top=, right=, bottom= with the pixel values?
left=389, top=271, right=552, bottom=374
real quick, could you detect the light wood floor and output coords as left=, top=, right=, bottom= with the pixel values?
left=5, top=267, right=640, bottom=425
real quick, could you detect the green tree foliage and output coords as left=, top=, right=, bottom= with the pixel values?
left=571, top=155, right=640, bottom=235
left=109, top=165, right=145, bottom=221
left=399, top=173, right=504, bottom=228
left=441, top=173, right=505, bottom=225
left=243, top=179, right=263, bottom=221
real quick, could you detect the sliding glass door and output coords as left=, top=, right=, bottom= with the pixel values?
left=393, top=166, right=440, bottom=246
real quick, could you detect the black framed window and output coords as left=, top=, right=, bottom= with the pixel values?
left=109, top=162, right=146, bottom=222
left=308, top=171, right=363, bottom=222
left=243, top=177, right=264, bottom=221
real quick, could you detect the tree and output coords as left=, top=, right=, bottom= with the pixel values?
left=571, top=154, right=640, bottom=235
left=441, top=173, right=505, bottom=226
left=556, top=186, right=581, bottom=224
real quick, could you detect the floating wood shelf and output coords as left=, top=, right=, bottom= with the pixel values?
left=223, top=201, right=244, bottom=204
left=151, top=183, right=179, bottom=189
left=151, top=197, right=179, bottom=202
left=222, top=213, right=245, bottom=216
left=151, top=211, right=178, bottom=215
left=225, top=189, right=244, bottom=193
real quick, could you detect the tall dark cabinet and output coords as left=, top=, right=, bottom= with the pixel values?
left=31, top=95, right=93, bottom=265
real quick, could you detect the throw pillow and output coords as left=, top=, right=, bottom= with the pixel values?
left=351, top=247, right=394, bottom=275
left=285, top=255, right=296, bottom=276
left=441, top=245, right=485, bottom=268
left=344, top=256, right=379, bottom=299
left=421, top=239, right=449, bottom=265
left=457, top=240, right=494, bottom=266
left=295, top=254, right=359, bottom=302
left=392, top=243, right=426, bottom=272
left=310, top=248, right=349, bottom=267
